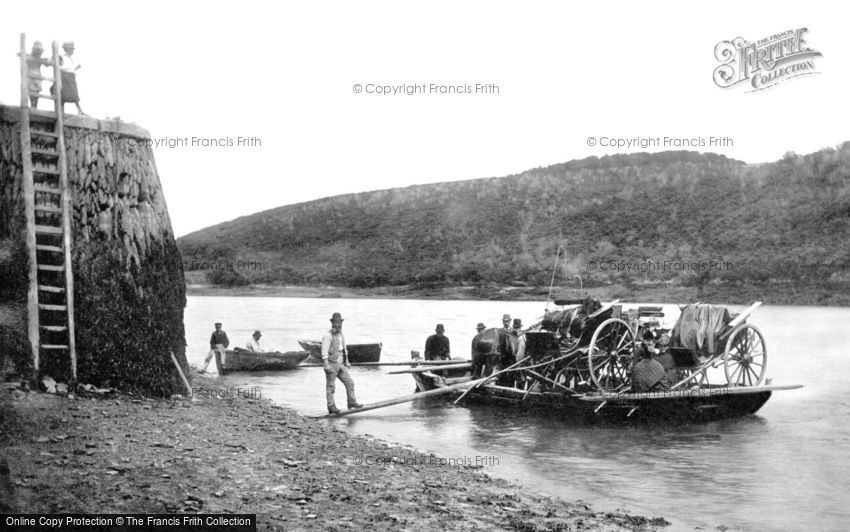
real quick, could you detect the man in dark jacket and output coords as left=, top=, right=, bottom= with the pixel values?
left=200, top=322, right=229, bottom=373
left=424, top=324, right=451, bottom=361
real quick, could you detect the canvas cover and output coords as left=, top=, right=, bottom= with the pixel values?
left=670, top=304, right=731, bottom=356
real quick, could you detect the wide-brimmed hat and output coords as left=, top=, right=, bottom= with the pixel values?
left=476, top=323, right=486, bottom=331
left=512, top=318, right=522, bottom=328
left=62, top=41, right=75, bottom=49
left=214, top=322, right=222, bottom=326
left=330, top=312, right=344, bottom=322
left=436, top=324, right=445, bottom=332
left=502, top=313, right=511, bottom=321
left=32, top=41, right=44, bottom=51
left=253, top=330, right=262, bottom=337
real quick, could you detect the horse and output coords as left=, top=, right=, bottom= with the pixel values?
left=470, top=328, right=520, bottom=384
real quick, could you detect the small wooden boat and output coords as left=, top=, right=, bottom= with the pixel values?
left=214, top=347, right=309, bottom=375
left=298, top=340, right=382, bottom=363
left=411, top=360, right=473, bottom=392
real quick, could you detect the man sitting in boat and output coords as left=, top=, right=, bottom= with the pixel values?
left=424, top=324, right=451, bottom=361
left=631, top=331, right=669, bottom=393
left=245, top=330, right=266, bottom=352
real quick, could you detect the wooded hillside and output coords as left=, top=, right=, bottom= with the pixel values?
left=177, top=145, right=850, bottom=304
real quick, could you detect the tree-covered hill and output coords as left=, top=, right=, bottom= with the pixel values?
left=177, top=145, right=850, bottom=304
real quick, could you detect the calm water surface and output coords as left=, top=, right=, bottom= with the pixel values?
left=185, top=296, right=849, bottom=531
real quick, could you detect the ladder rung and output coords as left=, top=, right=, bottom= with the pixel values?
left=30, top=75, right=54, bottom=82
left=40, top=325, right=67, bottom=332
left=37, top=264, right=65, bottom=272
left=31, top=130, right=58, bottom=138
left=35, top=225, right=63, bottom=235
left=35, top=205, right=62, bottom=214
left=36, top=244, right=63, bottom=252
left=41, top=344, right=69, bottom=350
left=37, top=93, right=56, bottom=100
left=39, top=304, right=67, bottom=311
left=33, top=167, right=60, bottom=175
left=33, top=184, right=61, bottom=194
left=38, top=284, right=65, bottom=293
left=32, top=148, right=58, bottom=157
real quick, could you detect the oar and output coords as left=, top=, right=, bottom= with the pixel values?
left=299, top=360, right=470, bottom=368
left=310, top=377, right=490, bottom=419
left=387, top=362, right=473, bottom=374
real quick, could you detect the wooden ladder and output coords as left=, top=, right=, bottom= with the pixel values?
left=19, top=34, right=77, bottom=384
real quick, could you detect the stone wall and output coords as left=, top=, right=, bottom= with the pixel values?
left=0, top=106, right=186, bottom=396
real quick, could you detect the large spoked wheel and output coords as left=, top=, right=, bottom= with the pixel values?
left=724, top=323, right=767, bottom=386
left=587, top=318, right=636, bottom=392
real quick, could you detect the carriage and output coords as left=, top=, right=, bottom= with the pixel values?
left=508, top=297, right=768, bottom=395
left=454, top=295, right=792, bottom=421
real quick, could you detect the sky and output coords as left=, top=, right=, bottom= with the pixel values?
left=2, top=1, right=847, bottom=237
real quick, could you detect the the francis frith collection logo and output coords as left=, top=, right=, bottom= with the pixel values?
left=713, top=28, right=822, bottom=92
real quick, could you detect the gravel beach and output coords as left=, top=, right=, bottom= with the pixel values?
left=0, top=375, right=670, bottom=531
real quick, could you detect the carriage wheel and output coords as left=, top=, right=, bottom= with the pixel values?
left=724, top=323, right=767, bottom=386
left=587, top=318, right=635, bottom=392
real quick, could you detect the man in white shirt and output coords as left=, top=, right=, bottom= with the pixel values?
left=51, top=41, right=85, bottom=115
left=245, top=330, right=265, bottom=352
left=321, top=312, right=361, bottom=414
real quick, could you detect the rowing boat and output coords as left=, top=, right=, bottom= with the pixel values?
left=213, top=347, right=310, bottom=374
left=297, top=339, right=382, bottom=363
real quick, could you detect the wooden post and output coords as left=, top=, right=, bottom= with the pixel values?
left=52, top=40, right=77, bottom=383
left=19, top=33, right=40, bottom=380
left=170, top=351, right=193, bottom=397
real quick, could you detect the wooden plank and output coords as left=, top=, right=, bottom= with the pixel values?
left=33, top=167, right=60, bottom=175
left=31, top=129, right=58, bottom=138
left=33, top=184, right=61, bottom=194
left=314, top=378, right=490, bottom=418
left=52, top=40, right=77, bottom=384
left=38, top=285, right=64, bottom=293
left=37, top=264, right=64, bottom=271
left=20, top=33, right=41, bottom=379
left=40, top=325, right=67, bottom=331
left=39, top=304, right=67, bottom=311
left=387, top=362, right=472, bottom=374
left=724, top=302, right=763, bottom=331
left=35, top=225, right=63, bottom=234
left=36, top=244, right=64, bottom=252
left=170, top=352, right=193, bottom=397
left=31, top=148, right=58, bottom=156
left=34, top=205, right=62, bottom=214
left=41, top=344, right=69, bottom=350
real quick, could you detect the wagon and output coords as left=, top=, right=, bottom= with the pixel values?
left=519, top=298, right=768, bottom=394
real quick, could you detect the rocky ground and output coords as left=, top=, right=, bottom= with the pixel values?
left=0, top=374, right=670, bottom=531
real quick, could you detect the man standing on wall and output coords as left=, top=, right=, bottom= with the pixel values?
left=199, top=322, right=229, bottom=373
left=51, top=41, right=85, bottom=115
left=322, top=312, right=362, bottom=415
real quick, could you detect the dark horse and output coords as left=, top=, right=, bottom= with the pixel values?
left=471, top=328, right=520, bottom=386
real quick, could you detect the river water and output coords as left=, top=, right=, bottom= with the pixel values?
left=185, top=296, right=849, bottom=531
